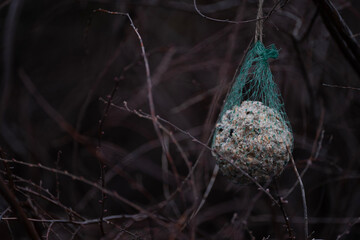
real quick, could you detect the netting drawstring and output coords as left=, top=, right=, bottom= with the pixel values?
left=255, top=43, right=279, bottom=61
left=255, top=0, right=264, bottom=43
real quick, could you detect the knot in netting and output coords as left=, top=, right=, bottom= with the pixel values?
left=254, top=43, right=279, bottom=61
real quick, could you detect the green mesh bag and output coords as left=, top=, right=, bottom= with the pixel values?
left=212, top=41, right=293, bottom=183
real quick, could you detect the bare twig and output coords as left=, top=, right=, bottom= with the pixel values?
left=55, top=151, right=61, bottom=200
left=188, top=164, right=219, bottom=223
left=93, top=12, right=180, bottom=207
left=3, top=215, right=140, bottom=238
left=274, top=180, right=294, bottom=239
left=237, top=190, right=266, bottom=234
left=194, top=0, right=287, bottom=25
left=0, top=207, right=10, bottom=220
left=94, top=8, right=166, bottom=151
left=193, top=0, right=263, bottom=24
left=190, top=5, right=248, bottom=226
left=284, top=107, right=325, bottom=199
left=289, top=152, right=309, bottom=238
left=73, top=33, right=124, bottom=172
left=102, top=92, right=293, bottom=235
left=250, top=215, right=360, bottom=224
left=0, top=175, right=40, bottom=240
left=313, top=0, right=360, bottom=77
left=70, top=226, right=82, bottom=240
left=2, top=214, right=148, bottom=224
left=106, top=100, right=280, bottom=207
left=97, top=77, right=122, bottom=235
left=75, top=125, right=200, bottom=211
left=322, top=83, right=360, bottom=91
left=15, top=185, right=84, bottom=220
left=0, top=157, right=169, bottom=227
left=161, top=135, right=170, bottom=199
left=336, top=216, right=360, bottom=240
left=45, top=222, right=55, bottom=240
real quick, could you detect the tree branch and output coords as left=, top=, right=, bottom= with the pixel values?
left=313, top=0, right=360, bottom=78
left=0, top=175, right=40, bottom=240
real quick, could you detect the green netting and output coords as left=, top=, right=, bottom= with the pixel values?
left=221, top=41, right=285, bottom=119
left=212, top=41, right=293, bottom=183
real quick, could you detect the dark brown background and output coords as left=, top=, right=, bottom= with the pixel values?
left=0, top=0, right=360, bottom=239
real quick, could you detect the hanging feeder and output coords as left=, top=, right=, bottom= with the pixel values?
left=212, top=0, right=293, bottom=183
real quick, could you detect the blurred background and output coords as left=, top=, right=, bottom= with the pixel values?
left=0, top=0, right=360, bottom=239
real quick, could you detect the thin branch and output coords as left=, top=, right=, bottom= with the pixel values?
left=45, top=222, right=55, bottom=240
left=193, top=0, right=286, bottom=25
left=2, top=214, right=149, bottom=224
left=289, top=152, right=309, bottom=239
left=3, top=215, right=140, bottom=238
left=93, top=8, right=165, bottom=150
left=0, top=175, right=40, bottom=240
left=313, top=0, right=360, bottom=78
left=274, top=180, right=294, bottom=239
left=97, top=77, right=121, bottom=235
left=336, top=216, right=360, bottom=240
left=284, top=107, right=325, bottom=199
left=55, top=151, right=61, bottom=200
left=250, top=215, right=360, bottom=224
left=322, top=83, right=360, bottom=91
left=70, top=226, right=82, bottom=240
left=93, top=11, right=175, bottom=203
left=0, top=157, right=169, bottom=227
left=193, top=0, right=263, bottom=24
left=188, top=165, right=219, bottom=223
left=15, top=185, right=84, bottom=221
left=0, top=206, right=10, bottom=218
left=107, top=100, right=280, bottom=207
